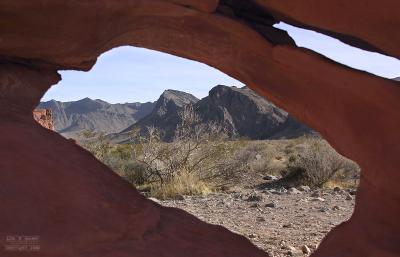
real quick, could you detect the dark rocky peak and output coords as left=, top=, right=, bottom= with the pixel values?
left=154, top=89, right=199, bottom=116
left=158, top=89, right=199, bottom=106
left=206, top=85, right=285, bottom=117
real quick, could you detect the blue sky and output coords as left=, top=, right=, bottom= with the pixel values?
left=42, top=23, right=399, bottom=104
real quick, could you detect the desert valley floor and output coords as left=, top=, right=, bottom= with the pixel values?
left=156, top=188, right=355, bottom=257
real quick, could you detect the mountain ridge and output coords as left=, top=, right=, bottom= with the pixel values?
left=38, top=98, right=155, bottom=138
left=39, top=85, right=314, bottom=142
left=107, top=85, right=313, bottom=143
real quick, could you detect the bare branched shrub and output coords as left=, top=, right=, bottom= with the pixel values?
left=282, top=138, right=360, bottom=187
left=128, top=105, right=244, bottom=198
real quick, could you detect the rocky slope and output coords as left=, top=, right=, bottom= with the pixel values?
left=109, top=89, right=199, bottom=142
left=38, top=98, right=155, bottom=138
left=196, top=85, right=312, bottom=139
left=111, top=85, right=312, bottom=143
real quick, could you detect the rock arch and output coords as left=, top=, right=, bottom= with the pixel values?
left=0, top=1, right=399, bottom=257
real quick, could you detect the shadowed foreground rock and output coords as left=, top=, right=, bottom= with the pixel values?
left=0, top=1, right=399, bottom=257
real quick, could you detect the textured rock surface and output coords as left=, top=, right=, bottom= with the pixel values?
left=0, top=1, right=399, bottom=257
left=33, top=109, right=54, bottom=130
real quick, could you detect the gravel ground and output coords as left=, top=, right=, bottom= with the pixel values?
left=157, top=187, right=355, bottom=257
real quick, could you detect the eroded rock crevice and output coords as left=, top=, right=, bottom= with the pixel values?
left=216, top=0, right=295, bottom=46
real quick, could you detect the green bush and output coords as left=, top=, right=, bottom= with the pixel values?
left=280, top=139, right=359, bottom=187
left=121, top=161, right=147, bottom=185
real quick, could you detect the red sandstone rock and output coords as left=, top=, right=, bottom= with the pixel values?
left=255, top=0, right=400, bottom=58
left=0, top=63, right=267, bottom=257
left=33, top=109, right=54, bottom=130
left=165, top=0, right=219, bottom=12
left=0, top=1, right=399, bottom=257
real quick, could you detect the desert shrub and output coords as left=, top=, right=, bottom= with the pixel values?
left=79, top=116, right=360, bottom=196
left=232, top=142, right=274, bottom=174
left=121, top=161, right=148, bottom=185
left=150, top=171, right=212, bottom=199
left=281, top=139, right=360, bottom=187
left=79, top=131, right=113, bottom=163
left=127, top=105, right=244, bottom=198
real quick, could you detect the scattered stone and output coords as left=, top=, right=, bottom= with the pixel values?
left=282, top=223, right=293, bottom=228
left=216, top=200, right=225, bottom=207
left=159, top=187, right=354, bottom=256
left=299, top=185, right=311, bottom=192
left=349, top=189, right=357, bottom=195
left=269, top=189, right=284, bottom=195
left=333, top=187, right=342, bottom=193
left=311, top=197, right=325, bottom=202
left=345, top=194, right=353, bottom=201
left=298, top=198, right=309, bottom=203
left=233, top=192, right=242, bottom=199
left=279, top=187, right=288, bottom=194
left=263, top=189, right=272, bottom=195
left=319, top=207, right=329, bottom=212
left=256, top=216, right=266, bottom=222
left=248, top=233, right=258, bottom=239
left=287, top=246, right=302, bottom=256
left=332, top=205, right=342, bottom=211
left=148, top=197, right=161, bottom=204
left=246, top=193, right=263, bottom=202
left=174, top=194, right=185, bottom=200
left=255, top=154, right=262, bottom=160
left=301, top=245, right=311, bottom=254
left=288, top=187, right=302, bottom=195
left=311, top=191, right=321, bottom=197
left=265, top=202, right=277, bottom=208
left=263, top=174, right=278, bottom=181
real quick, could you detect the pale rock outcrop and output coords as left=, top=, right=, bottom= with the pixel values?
left=33, top=109, right=54, bottom=130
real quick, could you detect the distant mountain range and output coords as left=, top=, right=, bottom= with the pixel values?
left=38, top=85, right=314, bottom=142
left=38, top=98, right=154, bottom=138
left=394, top=77, right=400, bottom=81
